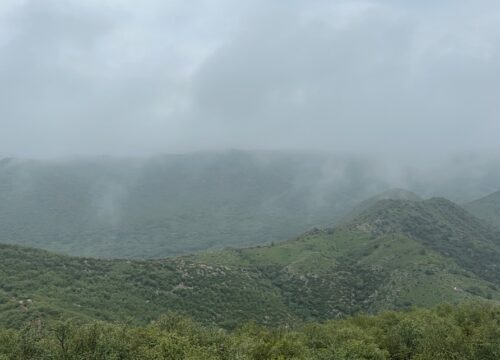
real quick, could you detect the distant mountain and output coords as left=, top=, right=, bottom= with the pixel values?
left=1, top=196, right=498, bottom=329
left=0, top=151, right=402, bottom=258
left=2, top=151, right=500, bottom=259
left=465, top=190, right=500, bottom=229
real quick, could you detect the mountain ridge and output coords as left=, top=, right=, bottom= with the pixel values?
left=347, top=197, right=500, bottom=284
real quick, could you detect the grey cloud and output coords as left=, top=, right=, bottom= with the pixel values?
left=0, top=0, right=499, bottom=157
left=186, top=0, right=500, bottom=155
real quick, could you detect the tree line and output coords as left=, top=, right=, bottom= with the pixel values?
left=0, top=303, right=498, bottom=359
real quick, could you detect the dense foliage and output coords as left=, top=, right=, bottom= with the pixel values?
left=0, top=304, right=498, bottom=359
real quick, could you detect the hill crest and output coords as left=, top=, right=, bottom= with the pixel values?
left=340, top=188, right=421, bottom=223
left=465, top=190, right=500, bottom=229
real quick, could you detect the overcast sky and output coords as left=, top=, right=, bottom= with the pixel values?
left=0, top=0, right=499, bottom=158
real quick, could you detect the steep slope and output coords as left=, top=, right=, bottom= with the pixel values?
left=1, top=197, right=498, bottom=329
left=465, top=190, right=500, bottom=229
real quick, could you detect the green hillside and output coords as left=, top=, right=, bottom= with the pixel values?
left=465, top=190, right=500, bottom=229
left=348, top=198, right=500, bottom=285
left=196, top=198, right=500, bottom=314
left=0, top=197, right=498, bottom=330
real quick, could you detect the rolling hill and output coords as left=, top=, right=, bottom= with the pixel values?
left=1, top=195, right=498, bottom=329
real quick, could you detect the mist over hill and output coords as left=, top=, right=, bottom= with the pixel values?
left=1, top=150, right=500, bottom=258
left=1, top=0, right=500, bottom=357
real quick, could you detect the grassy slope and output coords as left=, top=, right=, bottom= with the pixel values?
left=1, top=197, right=499, bottom=329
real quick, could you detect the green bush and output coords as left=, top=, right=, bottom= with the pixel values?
left=0, top=304, right=497, bottom=359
